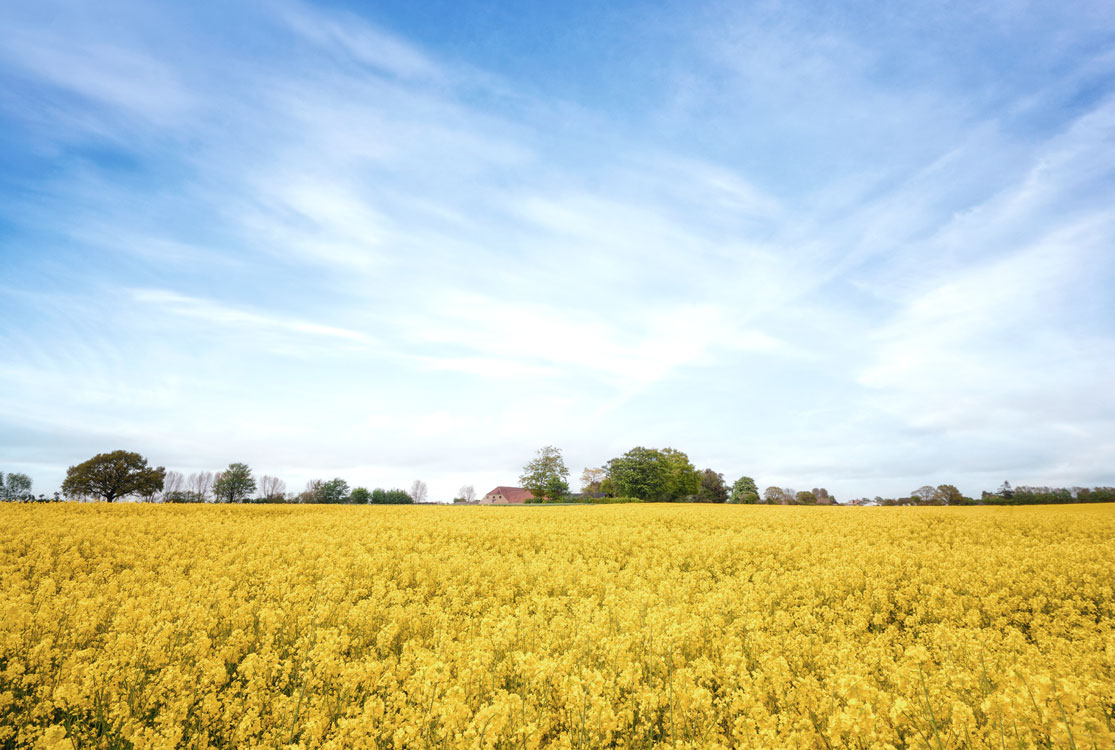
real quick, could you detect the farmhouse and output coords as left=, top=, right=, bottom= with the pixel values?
left=480, top=486, right=536, bottom=504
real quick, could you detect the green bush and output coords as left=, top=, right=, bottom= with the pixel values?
left=369, top=488, right=413, bottom=504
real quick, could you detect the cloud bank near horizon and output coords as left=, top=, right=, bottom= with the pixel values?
left=1, top=0, right=1113, bottom=500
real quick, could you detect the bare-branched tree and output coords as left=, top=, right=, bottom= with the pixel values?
left=259, top=475, right=286, bottom=502
left=459, top=485, right=476, bottom=503
left=409, top=480, right=428, bottom=504
left=160, top=471, right=185, bottom=502
left=188, top=471, right=214, bottom=503
left=300, top=479, right=324, bottom=503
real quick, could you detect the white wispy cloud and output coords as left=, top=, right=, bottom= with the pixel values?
left=276, top=2, right=444, bottom=83
left=130, top=289, right=377, bottom=346
left=0, top=31, right=195, bottom=125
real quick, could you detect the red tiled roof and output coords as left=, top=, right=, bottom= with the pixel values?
left=484, top=486, right=536, bottom=503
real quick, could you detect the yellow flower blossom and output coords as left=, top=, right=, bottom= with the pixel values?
left=1, top=503, right=1113, bottom=749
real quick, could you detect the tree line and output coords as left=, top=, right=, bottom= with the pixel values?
left=3, top=449, right=1113, bottom=506
left=10, top=450, right=427, bottom=504
left=516, top=445, right=1115, bottom=507
left=826, top=480, right=1115, bottom=506
left=517, top=445, right=827, bottom=504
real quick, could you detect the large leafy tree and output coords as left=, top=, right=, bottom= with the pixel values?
left=520, top=446, right=570, bottom=502
left=696, top=469, right=728, bottom=503
left=795, top=490, right=818, bottom=505
left=607, top=447, right=668, bottom=501
left=729, top=476, right=760, bottom=504
left=763, top=486, right=792, bottom=504
left=213, top=463, right=256, bottom=503
left=660, top=448, right=700, bottom=501
left=319, top=478, right=350, bottom=504
left=935, top=484, right=964, bottom=505
left=911, top=485, right=940, bottom=505
left=61, top=450, right=165, bottom=502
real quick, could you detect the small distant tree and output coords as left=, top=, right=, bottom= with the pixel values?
left=187, top=471, right=215, bottom=502
left=408, top=480, right=428, bottom=504
left=729, top=476, right=760, bottom=504
left=696, top=470, right=729, bottom=503
left=520, top=446, right=570, bottom=501
left=1, top=472, right=33, bottom=502
left=213, top=463, right=256, bottom=503
left=62, top=450, right=165, bottom=502
left=579, top=468, right=606, bottom=498
left=660, top=448, right=700, bottom=501
left=763, top=486, right=792, bottom=504
left=259, top=475, right=286, bottom=502
left=796, top=490, right=817, bottom=505
left=372, top=488, right=413, bottom=504
left=317, top=478, right=349, bottom=504
left=164, top=489, right=200, bottom=503
left=607, top=447, right=667, bottom=501
left=458, top=485, right=476, bottom=503
left=299, top=479, right=324, bottom=503
left=350, top=487, right=371, bottom=504
left=935, top=484, right=964, bottom=505
left=911, top=485, right=938, bottom=505
left=159, top=471, right=185, bottom=503
left=997, top=481, right=1014, bottom=499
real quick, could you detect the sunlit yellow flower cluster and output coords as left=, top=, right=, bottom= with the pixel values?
left=2, top=503, right=1113, bottom=749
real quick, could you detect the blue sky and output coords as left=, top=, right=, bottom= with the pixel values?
left=1, top=0, right=1114, bottom=501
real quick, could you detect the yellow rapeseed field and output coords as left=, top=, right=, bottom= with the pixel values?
left=1, top=504, right=1113, bottom=750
